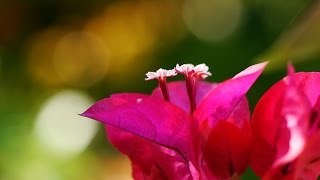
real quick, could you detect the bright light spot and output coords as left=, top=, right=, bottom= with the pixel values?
left=136, top=98, right=142, bottom=103
left=182, top=0, right=244, bottom=42
left=34, top=90, right=98, bottom=157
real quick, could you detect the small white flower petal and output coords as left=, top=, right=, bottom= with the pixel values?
left=145, top=68, right=177, bottom=80
left=194, top=63, right=212, bottom=78
left=175, top=64, right=195, bottom=74
left=194, top=63, right=208, bottom=72
left=175, top=63, right=211, bottom=78
left=145, top=72, right=158, bottom=80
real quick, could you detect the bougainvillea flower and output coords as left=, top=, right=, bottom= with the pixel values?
left=250, top=65, right=320, bottom=179
left=81, top=62, right=267, bottom=179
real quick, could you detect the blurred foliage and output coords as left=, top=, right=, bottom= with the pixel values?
left=1, top=0, right=320, bottom=179
left=255, top=0, right=320, bottom=72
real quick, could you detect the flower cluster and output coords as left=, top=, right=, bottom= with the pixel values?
left=251, top=65, right=320, bottom=180
left=81, top=62, right=320, bottom=180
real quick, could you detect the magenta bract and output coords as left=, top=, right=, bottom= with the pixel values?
left=251, top=66, right=320, bottom=180
left=81, top=62, right=267, bottom=179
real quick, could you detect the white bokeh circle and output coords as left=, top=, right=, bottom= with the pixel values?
left=182, top=0, right=244, bottom=42
left=34, top=90, right=98, bottom=157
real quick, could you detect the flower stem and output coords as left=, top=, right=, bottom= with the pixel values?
left=186, top=75, right=196, bottom=114
left=158, top=77, right=170, bottom=101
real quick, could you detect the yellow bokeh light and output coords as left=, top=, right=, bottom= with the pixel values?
left=53, top=31, right=110, bottom=86
left=85, top=0, right=186, bottom=75
left=26, top=28, right=64, bottom=86
left=26, top=0, right=186, bottom=87
left=26, top=27, right=110, bottom=87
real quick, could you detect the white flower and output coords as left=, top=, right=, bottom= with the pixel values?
left=194, top=63, right=212, bottom=78
left=175, top=63, right=211, bottom=79
left=175, top=64, right=195, bottom=74
left=145, top=68, right=177, bottom=80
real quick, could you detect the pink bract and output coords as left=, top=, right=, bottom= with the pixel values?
left=81, top=62, right=267, bottom=179
left=251, top=66, right=320, bottom=180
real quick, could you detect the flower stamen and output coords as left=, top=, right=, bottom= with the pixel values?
left=175, top=63, right=211, bottom=113
left=145, top=68, right=176, bottom=101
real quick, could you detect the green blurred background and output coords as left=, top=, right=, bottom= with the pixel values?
left=1, top=0, right=320, bottom=179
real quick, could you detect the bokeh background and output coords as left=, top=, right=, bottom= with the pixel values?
left=1, top=0, right=320, bottom=179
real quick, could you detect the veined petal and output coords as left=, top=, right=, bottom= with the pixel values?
left=194, top=62, right=267, bottom=126
left=81, top=93, right=194, bottom=158
left=81, top=93, right=149, bottom=113
left=199, top=97, right=250, bottom=142
left=153, top=146, right=199, bottom=180
left=105, top=125, right=158, bottom=179
left=106, top=125, right=196, bottom=179
left=226, top=97, right=250, bottom=127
